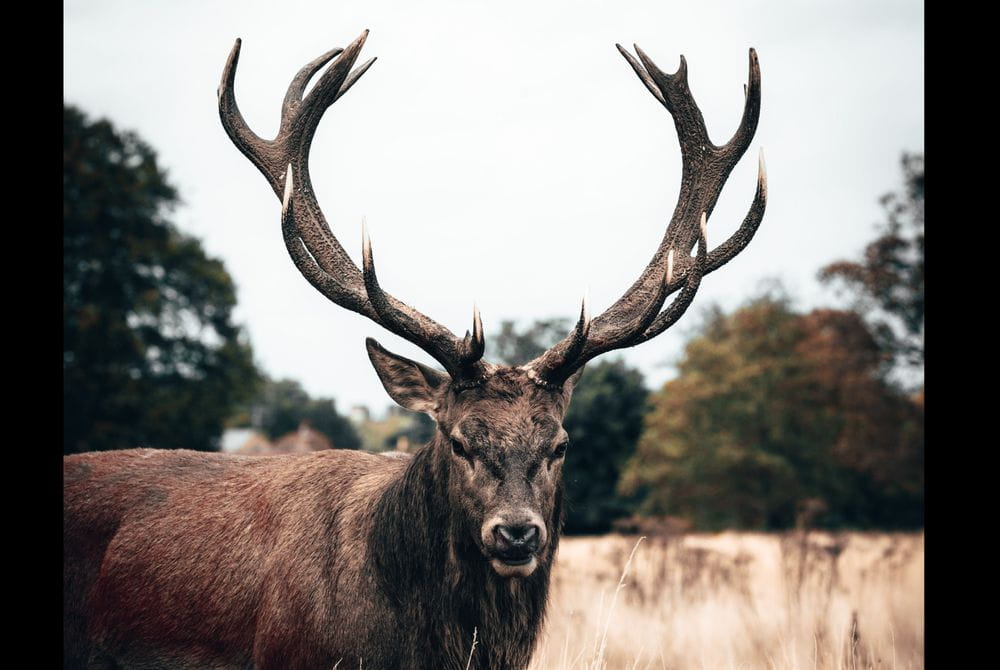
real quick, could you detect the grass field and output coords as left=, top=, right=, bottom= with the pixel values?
left=528, top=532, right=924, bottom=670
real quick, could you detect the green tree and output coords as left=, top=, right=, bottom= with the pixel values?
left=491, top=320, right=649, bottom=534
left=820, top=152, right=924, bottom=388
left=560, top=360, right=648, bottom=534
left=64, top=105, right=260, bottom=454
left=491, top=319, right=574, bottom=365
left=620, top=289, right=923, bottom=530
left=245, top=378, right=361, bottom=450
left=384, top=411, right=436, bottom=451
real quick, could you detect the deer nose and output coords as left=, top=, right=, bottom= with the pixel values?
left=494, top=524, right=541, bottom=553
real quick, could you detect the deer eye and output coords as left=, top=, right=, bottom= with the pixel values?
left=552, top=440, right=569, bottom=459
left=451, top=439, right=468, bottom=459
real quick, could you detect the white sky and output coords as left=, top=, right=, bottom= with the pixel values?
left=64, top=0, right=923, bottom=415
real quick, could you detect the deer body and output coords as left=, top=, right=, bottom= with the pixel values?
left=64, top=28, right=766, bottom=670
left=65, top=439, right=554, bottom=669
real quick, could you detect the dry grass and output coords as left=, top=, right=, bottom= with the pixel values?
left=530, top=531, right=923, bottom=670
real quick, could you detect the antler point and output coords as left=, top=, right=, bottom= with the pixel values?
left=281, top=165, right=294, bottom=213
left=361, top=217, right=372, bottom=260
left=757, top=149, right=768, bottom=192
left=473, top=304, right=483, bottom=335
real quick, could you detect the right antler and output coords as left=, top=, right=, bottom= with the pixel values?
left=522, top=45, right=767, bottom=388
left=218, top=31, right=490, bottom=383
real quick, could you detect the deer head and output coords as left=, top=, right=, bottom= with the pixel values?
left=218, top=30, right=765, bottom=577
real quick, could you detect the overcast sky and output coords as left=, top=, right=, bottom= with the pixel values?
left=64, top=0, right=923, bottom=415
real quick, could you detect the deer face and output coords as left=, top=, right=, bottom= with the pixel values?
left=367, top=340, right=580, bottom=577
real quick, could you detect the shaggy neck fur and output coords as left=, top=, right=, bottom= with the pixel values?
left=371, top=435, right=563, bottom=670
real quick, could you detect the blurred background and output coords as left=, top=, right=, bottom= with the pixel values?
left=64, top=1, right=923, bottom=667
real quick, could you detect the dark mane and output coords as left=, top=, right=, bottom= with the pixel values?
left=369, top=438, right=562, bottom=669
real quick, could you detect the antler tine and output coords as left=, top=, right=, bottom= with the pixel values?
left=280, top=166, right=370, bottom=312
left=283, top=46, right=344, bottom=115
left=706, top=148, right=767, bottom=273
left=218, top=40, right=269, bottom=179
left=630, top=214, right=709, bottom=345
left=721, top=49, right=761, bottom=161
left=525, top=296, right=592, bottom=389
left=525, top=46, right=765, bottom=387
left=465, top=305, right=486, bottom=362
left=361, top=221, right=487, bottom=380
left=222, top=33, right=489, bottom=383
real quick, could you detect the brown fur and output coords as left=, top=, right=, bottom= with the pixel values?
left=64, top=367, right=576, bottom=670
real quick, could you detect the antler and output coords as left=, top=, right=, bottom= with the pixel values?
left=523, top=45, right=768, bottom=388
left=218, top=31, right=489, bottom=382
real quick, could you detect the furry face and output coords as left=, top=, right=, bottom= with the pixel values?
left=438, top=376, right=570, bottom=576
left=366, top=343, right=578, bottom=577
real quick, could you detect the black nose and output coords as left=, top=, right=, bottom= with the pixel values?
left=494, top=524, right=540, bottom=554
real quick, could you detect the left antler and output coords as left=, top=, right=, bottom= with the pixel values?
left=523, top=45, right=768, bottom=388
left=218, top=31, right=490, bottom=383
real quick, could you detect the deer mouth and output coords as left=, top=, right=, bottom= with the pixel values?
left=497, top=554, right=532, bottom=566
left=489, top=555, right=538, bottom=577
left=488, top=543, right=540, bottom=576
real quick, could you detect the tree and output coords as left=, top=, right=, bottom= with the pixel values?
left=64, top=105, right=260, bottom=454
left=795, top=308, right=923, bottom=526
left=560, top=360, right=648, bottom=533
left=491, top=319, right=574, bottom=365
left=490, top=320, right=649, bottom=534
left=820, top=152, right=924, bottom=388
left=244, top=378, right=361, bottom=450
left=383, top=411, right=436, bottom=452
left=619, top=289, right=923, bottom=530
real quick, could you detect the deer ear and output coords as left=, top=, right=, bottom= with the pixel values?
left=366, top=338, right=450, bottom=416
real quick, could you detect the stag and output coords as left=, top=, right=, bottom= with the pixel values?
left=63, top=30, right=765, bottom=670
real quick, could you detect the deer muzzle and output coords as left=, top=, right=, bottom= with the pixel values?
left=482, top=512, right=547, bottom=577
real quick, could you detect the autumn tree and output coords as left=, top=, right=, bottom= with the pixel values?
left=795, top=308, right=922, bottom=526
left=820, top=152, right=924, bottom=389
left=64, top=105, right=260, bottom=454
left=491, top=320, right=648, bottom=534
left=620, top=290, right=923, bottom=530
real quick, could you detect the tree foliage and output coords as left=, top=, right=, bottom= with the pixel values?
left=383, top=411, right=436, bottom=452
left=560, top=360, right=648, bottom=534
left=820, top=153, right=924, bottom=387
left=619, top=291, right=923, bottom=530
left=242, top=378, right=362, bottom=450
left=64, top=105, right=260, bottom=454
left=491, top=319, right=573, bottom=365
left=490, top=320, right=648, bottom=534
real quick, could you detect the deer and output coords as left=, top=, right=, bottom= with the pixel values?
left=63, top=29, right=765, bottom=670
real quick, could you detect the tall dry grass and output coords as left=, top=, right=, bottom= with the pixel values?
left=530, top=532, right=923, bottom=670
